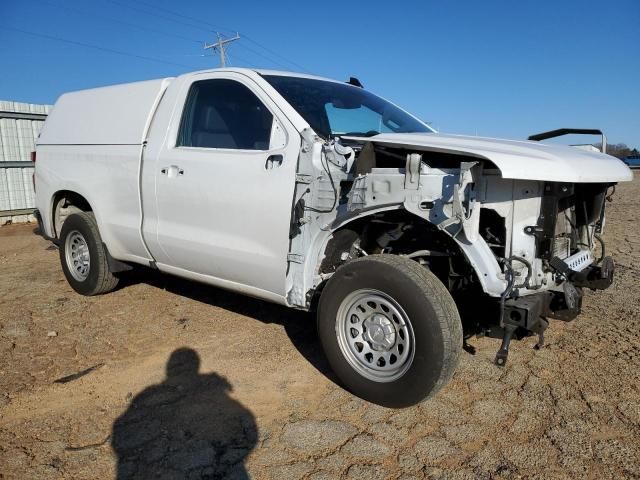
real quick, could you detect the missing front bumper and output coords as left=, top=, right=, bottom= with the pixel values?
left=494, top=257, right=615, bottom=366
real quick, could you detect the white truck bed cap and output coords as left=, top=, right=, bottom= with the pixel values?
left=38, top=78, right=173, bottom=146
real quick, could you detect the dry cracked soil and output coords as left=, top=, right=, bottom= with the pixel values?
left=1, top=174, right=639, bottom=479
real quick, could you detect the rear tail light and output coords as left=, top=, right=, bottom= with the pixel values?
left=31, top=151, right=36, bottom=192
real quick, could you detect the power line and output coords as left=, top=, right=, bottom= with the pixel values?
left=105, top=0, right=279, bottom=68
left=120, top=0, right=310, bottom=72
left=232, top=41, right=293, bottom=70
left=33, top=0, right=204, bottom=45
left=4, top=26, right=196, bottom=69
left=106, top=0, right=217, bottom=34
left=132, top=0, right=233, bottom=33
left=210, top=49, right=255, bottom=67
left=242, top=34, right=310, bottom=73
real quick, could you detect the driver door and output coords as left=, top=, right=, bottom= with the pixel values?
left=145, top=73, right=300, bottom=297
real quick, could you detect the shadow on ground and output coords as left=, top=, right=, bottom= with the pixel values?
left=119, top=267, right=335, bottom=380
left=112, top=348, right=257, bottom=479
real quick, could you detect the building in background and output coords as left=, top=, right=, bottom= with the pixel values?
left=0, top=101, right=51, bottom=224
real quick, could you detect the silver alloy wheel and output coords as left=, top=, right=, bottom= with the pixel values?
left=335, top=289, right=415, bottom=382
left=65, top=230, right=91, bottom=281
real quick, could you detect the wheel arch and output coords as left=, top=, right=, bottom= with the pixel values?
left=50, top=189, right=94, bottom=239
left=307, top=205, right=479, bottom=298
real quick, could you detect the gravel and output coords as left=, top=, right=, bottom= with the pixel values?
left=1, top=173, right=639, bottom=479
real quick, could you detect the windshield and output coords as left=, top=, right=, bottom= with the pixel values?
left=263, top=75, right=432, bottom=139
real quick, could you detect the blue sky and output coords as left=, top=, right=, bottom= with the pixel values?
left=1, top=0, right=638, bottom=147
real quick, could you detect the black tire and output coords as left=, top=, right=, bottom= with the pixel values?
left=59, top=212, right=119, bottom=296
left=317, top=254, right=462, bottom=408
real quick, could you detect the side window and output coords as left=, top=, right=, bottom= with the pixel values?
left=178, top=79, right=273, bottom=150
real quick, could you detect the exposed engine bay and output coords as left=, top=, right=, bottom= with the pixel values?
left=285, top=129, right=619, bottom=365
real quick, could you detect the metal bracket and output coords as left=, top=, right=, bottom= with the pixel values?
left=404, top=153, right=422, bottom=190
left=0, top=161, right=35, bottom=169
left=549, top=256, right=573, bottom=277
left=524, top=225, right=546, bottom=245
left=437, top=161, right=479, bottom=240
left=295, top=173, right=313, bottom=184
left=524, top=225, right=544, bottom=236
left=0, top=207, right=35, bottom=217
left=0, top=111, right=47, bottom=121
left=528, top=128, right=607, bottom=153
left=287, top=253, right=305, bottom=264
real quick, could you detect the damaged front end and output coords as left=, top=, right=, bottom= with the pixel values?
left=494, top=180, right=619, bottom=365
left=285, top=126, right=632, bottom=366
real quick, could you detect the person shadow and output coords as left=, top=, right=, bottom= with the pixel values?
left=117, top=267, right=335, bottom=381
left=111, top=348, right=258, bottom=480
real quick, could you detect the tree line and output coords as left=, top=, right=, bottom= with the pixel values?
left=597, top=143, right=639, bottom=159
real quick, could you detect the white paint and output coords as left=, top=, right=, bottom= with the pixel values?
left=140, top=70, right=301, bottom=298
left=38, top=78, right=173, bottom=145
left=343, top=132, right=633, bottom=183
left=34, top=67, right=631, bottom=309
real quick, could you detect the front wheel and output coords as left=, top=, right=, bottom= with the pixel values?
left=317, top=255, right=462, bottom=408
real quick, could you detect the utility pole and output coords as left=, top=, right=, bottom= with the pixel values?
left=204, top=32, right=240, bottom=67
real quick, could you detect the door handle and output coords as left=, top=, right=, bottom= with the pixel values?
left=265, top=155, right=283, bottom=170
left=161, top=165, right=184, bottom=178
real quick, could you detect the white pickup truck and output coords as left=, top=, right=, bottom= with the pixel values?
left=34, top=68, right=632, bottom=407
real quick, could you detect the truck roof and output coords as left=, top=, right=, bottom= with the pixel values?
left=178, top=67, right=341, bottom=83
left=36, top=68, right=346, bottom=146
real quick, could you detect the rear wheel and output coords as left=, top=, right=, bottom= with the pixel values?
left=317, top=254, right=462, bottom=408
left=59, top=212, right=119, bottom=296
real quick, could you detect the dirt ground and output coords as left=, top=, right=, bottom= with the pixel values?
left=1, top=175, right=639, bottom=480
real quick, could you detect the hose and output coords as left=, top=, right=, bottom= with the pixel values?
left=498, top=254, right=539, bottom=327
left=509, top=255, right=534, bottom=289
left=498, top=259, right=515, bottom=327
left=594, top=234, right=605, bottom=264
